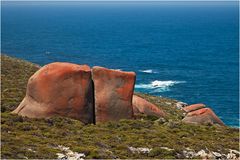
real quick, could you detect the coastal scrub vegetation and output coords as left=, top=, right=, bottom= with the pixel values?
left=1, top=54, right=239, bottom=159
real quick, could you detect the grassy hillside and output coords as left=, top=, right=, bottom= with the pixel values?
left=1, top=54, right=239, bottom=159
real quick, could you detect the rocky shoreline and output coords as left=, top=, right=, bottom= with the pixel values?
left=12, top=57, right=225, bottom=127
left=1, top=54, right=239, bottom=159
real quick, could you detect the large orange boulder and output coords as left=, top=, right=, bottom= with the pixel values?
left=182, top=108, right=225, bottom=126
left=12, top=62, right=94, bottom=124
left=183, top=103, right=205, bottom=113
left=92, top=66, right=136, bottom=123
left=132, top=95, right=165, bottom=118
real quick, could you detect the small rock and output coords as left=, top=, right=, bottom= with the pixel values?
left=212, top=151, right=222, bottom=158
left=182, top=150, right=196, bottom=158
left=175, top=102, right=187, bottom=110
left=128, top=146, right=152, bottom=154
left=185, top=147, right=192, bottom=151
left=227, top=153, right=237, bottom=159
left=56, top=153, right=67, bottom=159
left=56, top=145, right=85, bottom=160
left=166, top=121, right=179, bottom=128
left=195, top=150, right=208, bottom=158
left=27, top=148, right=36, bottom=153
left=133, top=95, right=165, bottom=118
left=182, top=108, right=225, bottom=126
left=227, top=149, right=240, bottom=159
left=221, top=154, right=228, bottom=159
left=155, top=117, right=167, bottom=124
left=160, top=147, right=174, bottom=151
left=206, top=152, right=215, bottom=159
left=165, top=102, right=172, bottom=105
left=230, top=149, right=240, bottom=156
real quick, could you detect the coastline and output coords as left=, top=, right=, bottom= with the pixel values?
left=2, top=53, right=238, bottom=128
left=1, top=54, right=239, bottom=159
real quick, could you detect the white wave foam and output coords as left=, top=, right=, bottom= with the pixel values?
left=135, top=80, right=186, bottom=92
left=139, top=69, right=158, bottom=74
left=151, top=80, right=185, bottom=87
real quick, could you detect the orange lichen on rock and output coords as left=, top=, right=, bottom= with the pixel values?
left=182, top=108, right=225, bottom=126
left=183, top=103, right=206, bottom=113
left=132, top=95, right=165, bottom=118
left=12, top=61, right=225, bottom=126
left=92, top=66, right=136, bottom=123
left=12, top=62, right=94, bottom=124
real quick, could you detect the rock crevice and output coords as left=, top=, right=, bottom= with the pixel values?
left=12, top=62, right=224, bottom=126
left=13, top=63, right=165, bottom=124
left=182, top=104, right=224, bottom=126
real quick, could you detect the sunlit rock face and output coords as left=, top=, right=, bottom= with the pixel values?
left=182, top=108, right=225, bottom=126
left=12, top=62, right=94, bottom=124
left=92, top=66, right=136, bottom=123
left=182, top=103, right=205, bottom=113
left=14, top=61, right=223, bottom=126
left=132, top=95, right=165, bottom=118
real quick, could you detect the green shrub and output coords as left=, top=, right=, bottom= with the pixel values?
left=1, top=55, right=239, bottom=159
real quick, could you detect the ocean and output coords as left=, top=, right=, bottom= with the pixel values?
left=1, top=1, right=239, bottom=127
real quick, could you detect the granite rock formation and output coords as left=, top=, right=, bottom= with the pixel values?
left=12, top=62, right=94, bottom=124
left=182, top=107, right=225, bottom=126
left=183, top=103, right=205, bottom=113
left=92, top=66, right=136, bottom=123
left=12, top=61, right=223, bottom=126
left=132, top=95, right=165, bottom=118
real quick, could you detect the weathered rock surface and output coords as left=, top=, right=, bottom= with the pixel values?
left=175, top=101, right=187, bottom=110
left=183, top=103, right=205, bottom=113
left=11, top=59, right=224, bottom=126
left=132, top=95, right=165, bottom=118
left=56, top=145, right=85, bottom=160
left=92, top=66, right=136, bottom=123
left=181, top=148, right=240, bottom=159
left=182, top=108, right=225, bottom=126
left=12, top=62, right=94, bottom=124
left=128, top=146, right=152, bottom=154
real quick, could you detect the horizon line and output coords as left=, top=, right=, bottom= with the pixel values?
left=2, top=0, right=239, bottom=2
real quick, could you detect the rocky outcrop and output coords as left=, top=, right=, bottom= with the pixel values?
left=183, top=103, right=205, bottom=113
left=56, top=145, right=85, bottom=160
left=92, top=66, right=136, bottom=123
left=12, top=60, right=224, bottom=126
left=182, top=108, right=224, bottom=126
left=12, top=62, right=94, bottom=124
left=13, top=63, right=138, bottom=124
left=175, top=101, right=187, bottom=110
left=128, top=146, right=152, bottom=154
left=132, top=95, right=165, bottom=118
left=181, top=148, right=240, bottom=159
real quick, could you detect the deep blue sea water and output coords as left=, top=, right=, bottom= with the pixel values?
left=1, top=1, right=239, bottom=127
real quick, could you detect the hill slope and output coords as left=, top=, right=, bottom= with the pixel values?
left=1, top=54, right=239, bottom=159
